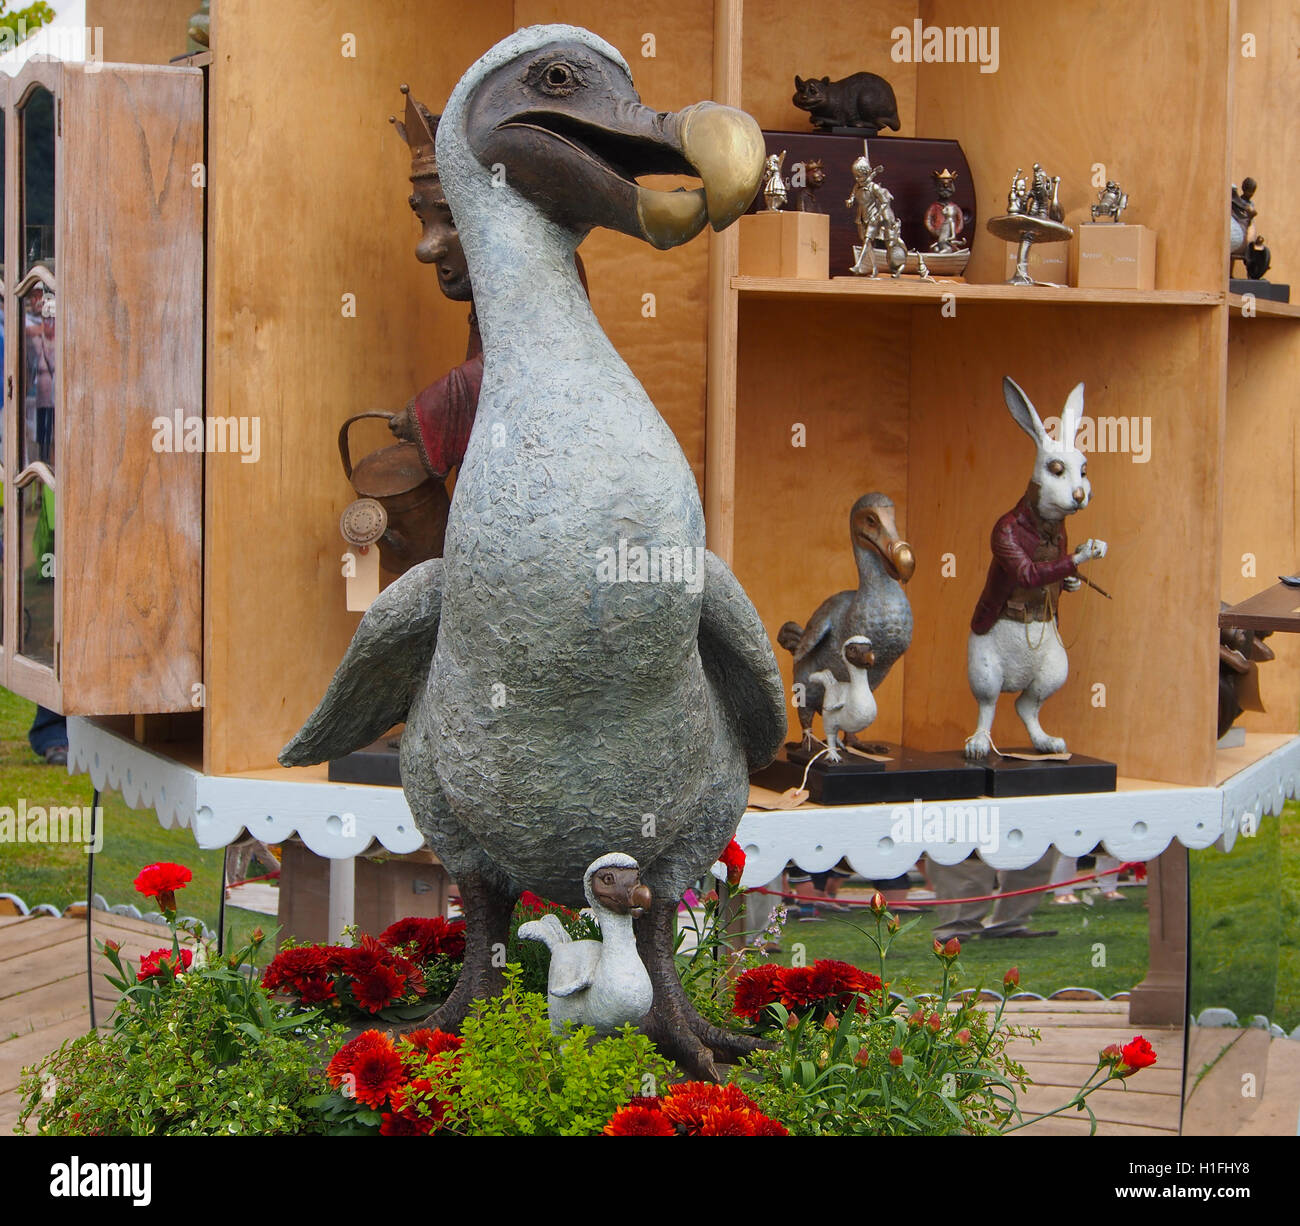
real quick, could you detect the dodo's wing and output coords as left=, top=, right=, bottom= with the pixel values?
left=546, top=941, right=602, bottom=998
left=808, top=669, right=845, bottom=713
left=699, top=550, right=787, bottom=771
left=279, top=559, right=443, bottom=767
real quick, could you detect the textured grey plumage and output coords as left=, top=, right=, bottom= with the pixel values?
left=281, top=25, right=784, bottom=910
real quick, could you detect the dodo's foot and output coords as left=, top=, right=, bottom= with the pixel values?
left=417, top=870, right=515, bottom=1034
left=636, top=899, right=772, bottom=1082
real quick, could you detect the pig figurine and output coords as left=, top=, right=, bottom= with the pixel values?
left=793, top=72, right=900, bottom=135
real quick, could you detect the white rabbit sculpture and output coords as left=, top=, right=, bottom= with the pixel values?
left=964, top=377, right=1107, bottom=760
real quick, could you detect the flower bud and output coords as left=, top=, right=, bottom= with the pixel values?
left=933, top=938, right=943, bottom=955
left=888, top=1046, right=904, bottom=1067
left=869, top=891, right=887, bottom=916
left=907, top=1008, right=925, bottom=1028
left=251, top=927, right=265, bottom=945
left=956, top=1028, right=971, bottom=1045
left=927, top=1012, right=942, bottom=1033
left=1099, top=1044, right=1123, bottom=1066
left=1003, top=966, right=1020, bottom=989
left=887, top=916, right=900, bottom=934
left=943, top=937, right=961, bottom=958
left=103, top=939, right=121, bottom=954
left=823, top=1015, right=839, bottom=1032
left=854, top=1047, right=870, bottom=1067
left=786, top=1015, right=799, bottom=1031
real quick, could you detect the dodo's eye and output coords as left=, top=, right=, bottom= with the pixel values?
left=544, top=62, right=575, bottom=90
left=1047, top=460, right=1065, bottom=477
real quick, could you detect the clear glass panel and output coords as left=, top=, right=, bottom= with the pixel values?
left=17, top=474, right=53, bottom=667
left=21, top=85, right=54, bottom=273
left=20, top=281, right=54, bottom=472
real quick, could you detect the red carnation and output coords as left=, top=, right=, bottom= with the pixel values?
left=732, top=963, right=784, bottom=1023
left=718, top=839, right=746, bottom=887
left=133, top=862, right=192, bottom=911
left=604, top=1104, right=677, bottom=1136
left=1118, top=1035, right=1157, bottom=1076
left=519, top=890, right=547, bottom=911
left=136, top=947, right=192, bottom=982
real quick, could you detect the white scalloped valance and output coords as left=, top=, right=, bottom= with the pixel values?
left=68, top=718, right=1300, bottom=878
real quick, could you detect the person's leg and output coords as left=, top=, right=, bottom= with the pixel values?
left=984, top=850, right=1059, bottom=935
left=1094, top=853, right=1124, bottom=899
left=927, top=853, right=996, bottom=941
left=1051, top=855, right=1080, bottom=904
left=28, top=705, right=68, bottom=763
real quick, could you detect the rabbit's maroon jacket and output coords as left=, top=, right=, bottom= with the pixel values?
left=971, top=493, right=1079, bottom=634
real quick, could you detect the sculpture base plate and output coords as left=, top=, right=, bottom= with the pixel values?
left=328, top=738, right=402, bottom=787
left=1230, top=277, right=1290, bottom=302
left=980, top=751, right=1116, bottom=797
left=752, top=743, right=986, bottom=806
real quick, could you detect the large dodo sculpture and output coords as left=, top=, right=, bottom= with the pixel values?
left=281, top=25, right=783, bottom=1078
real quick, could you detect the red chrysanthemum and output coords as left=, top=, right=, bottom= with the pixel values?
left=387, top=1077, right=450, bottom=1132
left=136, top=947, right=192, bottom=982
left=378, top=916, right=467, bottom=963
left=350, top=963, right=405, bottom=1013
left=133, top=862, right=192, bottom=909
left=749, top=1114, right=790, bottom=1136
left=379, top=1111, right=430, bottom=1136
left=698, top=1106, right=760, bottom=1136
left=808, top=959, right=878, bottom=999
left=327, top=1029, right=394, bottom=1083
left=403, top=1028, right=463, bottom=1059
left=604, top=1104, right=677, bottom=1136
left=733, top=963, right=784, bottom=1023
left=660, top=1084, right=717, bottom=1134
left=1118, top=1035, right=1157, bottom=1076
left=775, top=965, right=819, bottom=1009
left=349, top=1045, right=407, bottom=1108
left=718, top=840, right=746, bottom=887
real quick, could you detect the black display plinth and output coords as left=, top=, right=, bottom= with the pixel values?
left=1230, top=277, right=1290, bottom=302
left=328, top=738, right=402, bottom=787
left=981, top=751, right=1116, bottom=797
left=752, top=743, right=986, bottom=806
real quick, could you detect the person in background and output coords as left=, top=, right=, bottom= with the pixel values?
left=29, top=704, right=67, bottom=766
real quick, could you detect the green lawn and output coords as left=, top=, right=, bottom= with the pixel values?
left=0, top=687, right=267, bottom=957
left=757, top=881, right=1151, bottom=1000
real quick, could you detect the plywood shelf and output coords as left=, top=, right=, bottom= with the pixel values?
left=733, top=275, right=1224, bottom=309
left=1227, top=292, right=1300, bottom=321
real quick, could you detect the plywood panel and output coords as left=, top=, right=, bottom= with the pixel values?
left=740, top=0, right=919, bottom=136
left=917, top=0, right=1232, bottom=291
left=89, top=0, right=199, bottom=64
left=905, top=303, right=1224, bottom=785
left=1223, top=320, right=1300, bottom=735
left=60, top=64, right=205, bottom=714
left=732, top=297, right=912, bottom=746
left=1232, top=0, right=1300, bottom=289
left=205, top=1, right=513, bottom=773
left=515, top=0, right=716, bottom=491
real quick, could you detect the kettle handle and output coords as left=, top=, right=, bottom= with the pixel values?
left=339, top=411, right=397, bottom=482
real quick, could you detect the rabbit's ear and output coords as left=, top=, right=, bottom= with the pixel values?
left=1060, top=382, right=1086, bottom=445
left=1003, top=376, right=1046, bottom=445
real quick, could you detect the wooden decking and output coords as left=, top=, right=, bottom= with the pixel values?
left=993, top=999, right=1183, bottom=1136
left=0, top=910, right=193, bottom=1136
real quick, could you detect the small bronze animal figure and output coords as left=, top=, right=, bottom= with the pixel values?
left=793, top=72, right=900, bottom=135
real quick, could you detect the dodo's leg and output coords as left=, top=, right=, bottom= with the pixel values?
left=635, top=897, right=769, bottom=1082
left=423, top=871, right=515, bottom=1032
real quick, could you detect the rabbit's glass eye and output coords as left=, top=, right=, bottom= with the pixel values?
left=1080, top=463, right=1088, bottom=477
left=1047, top=460, right=1065, bottom=476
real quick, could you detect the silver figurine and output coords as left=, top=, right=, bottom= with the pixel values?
left=761, top=150, right=788, bottom=212
left=1090, top=181, right=1128, bottom=223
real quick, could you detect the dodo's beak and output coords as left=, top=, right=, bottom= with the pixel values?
left=637, top=103, right=765, bottom=248
left=888, top=541, right=916, bottom=585
left=630, top=883, right=653, bottom=918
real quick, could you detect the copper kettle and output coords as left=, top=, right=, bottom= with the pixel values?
left=339, top=411, right=449, bottom=574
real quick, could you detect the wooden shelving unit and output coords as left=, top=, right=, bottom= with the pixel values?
left=736, top=277, right=1224, bottom=308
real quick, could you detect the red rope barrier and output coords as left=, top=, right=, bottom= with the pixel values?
left=751, top=861, right=1145, bottom=909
